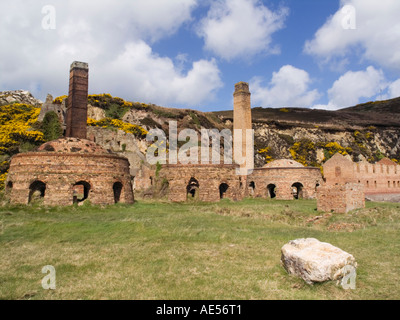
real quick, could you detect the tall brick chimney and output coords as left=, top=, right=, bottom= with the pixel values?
left=233, top=82, right=253, bottom=173
left=65, top=61, right=89, bottom=139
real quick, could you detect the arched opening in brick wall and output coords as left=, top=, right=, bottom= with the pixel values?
left=187, top=177, right=199, bottom=199
left=267, top=184, right=276, bottom=199
left=5, top=181, right=13, bottom=194
left=249, top=181, right=255, bottom=196
left=113, top=182, right=123, bottom=203
left=73, top=181, right=91, bottom=204
left=219, top=183, right=229, bottom=199
left=29, top=180, right=46, bottom=204
left=292, top=182, right=304, bottom=200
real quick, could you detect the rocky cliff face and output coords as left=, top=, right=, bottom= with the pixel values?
left=214, top=102, right=400, bottom=167
left=2, top=89, right=399, bottom=170
left=0, top=90, right=42, bottom=106
left=251, top=122, right=400, bottom=168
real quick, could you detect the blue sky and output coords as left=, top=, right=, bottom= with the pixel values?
left=1, top=0, right=400, bottom=111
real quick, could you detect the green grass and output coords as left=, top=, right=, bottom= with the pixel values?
left=0, top=198, right=399, bottom=300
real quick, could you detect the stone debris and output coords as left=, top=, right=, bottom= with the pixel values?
left=281, top=238, right=357, bottom=285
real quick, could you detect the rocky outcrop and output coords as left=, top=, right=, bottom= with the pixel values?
left=0, top=90, right=42, bottom=106
left=281, top=238, right=357, bottom=285
left=252, top=123, right=400, bottom=167
left=87, top=104, right=106, bottom=120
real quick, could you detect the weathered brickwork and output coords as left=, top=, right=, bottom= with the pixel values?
left=314, top=152, right=400, bottom=212
left=66, top=61, right=89, bottom=139
left=6, top=139, right=134, bottom=206
left=160, top=164, right=245, bottom=202
left=323, top=153, right=400, bottom=197
left=157, top=160, right=322, bottom=203
left=317, top=183, right=365, bottom=214
left=249, top=166, right=322, bottom=200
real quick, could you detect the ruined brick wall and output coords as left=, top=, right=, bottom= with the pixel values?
left=6, top=151, right=134, bottom=206
left=317, top=183, right=365, bottom=213
left=353, top=159, right=400, bottom=195
left=66, top=61, right=89, bottom=139
left=323, top=153, right=400, bottom=196
left=322, top=153, right=357, bottom=185
left=133, top=165, right=155, bottom=191
left=248, top=167, right=322, bottom=200
left=159, top=164, right=245, bottom=202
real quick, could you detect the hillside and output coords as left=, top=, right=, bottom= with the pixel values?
left=212, top=98, right=400, bottom=167
left=0, top=91, right=399, bottom=189
left=340, top=97, right=400, bottom=114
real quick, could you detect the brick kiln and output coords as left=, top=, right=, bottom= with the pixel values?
left=159, top=82, right=323, bottom=203
left=5, top=62, right=134, bottom=206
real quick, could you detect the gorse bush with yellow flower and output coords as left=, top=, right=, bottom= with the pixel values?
left=87, top=118, right=148, bottom=139
left=88, top=94, right=149, bottom=119
left=0, top=103, right=44, bottom=189
left=52, top=95, right=68, bottom=104
left=258, top=147, right=274, bottom=164
left=0, top=103, right=44, bottom=153
left=289, top=139, right=316, bottom=167
left=322, top=142, right=351, bottom=162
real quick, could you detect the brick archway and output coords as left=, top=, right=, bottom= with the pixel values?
left=187, top=177, right=199, bottom=199
left=113, top=182, right=123, bottom=203
left=73, top=181, right=91, bottom=204
left=267, top=184, right=277, bottom=199
left=219, top=183, right=229, bottom=199
left=29, top=180, right=46, bottom=204
left=292, top=182, right=304, bottom=199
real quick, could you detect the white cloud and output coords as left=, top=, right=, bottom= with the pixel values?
left=0, top=0, right=223, bottom=108
left=250, top=65, right=321, bottom=108
left=198, top=0, right=288, bottom=60
left=327, top=66, right=386, bottom=108
left=312, top=66, right=400, bottom=110
left=388, top=79, right=400, bottom=99
left=98, top=41, right=222, bottom=106
left=304, top=0, right=400, bottom=70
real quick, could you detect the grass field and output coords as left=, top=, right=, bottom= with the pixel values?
left=0, top=198, right=399, bottom=300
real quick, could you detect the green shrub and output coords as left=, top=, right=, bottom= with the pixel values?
left=105, top=103, right=130, bottom=120
left=41, top=111, right=63, bottom=141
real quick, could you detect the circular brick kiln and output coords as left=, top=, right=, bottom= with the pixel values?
left=5, top=137, right=134, bottom=206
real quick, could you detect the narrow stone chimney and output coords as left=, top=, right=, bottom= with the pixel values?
left=233, top=82, right=253, bottom=173
left=65, top=61, right=89, bottom=139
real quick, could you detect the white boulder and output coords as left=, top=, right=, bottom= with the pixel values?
left=281, top=238, right=357, bottom=285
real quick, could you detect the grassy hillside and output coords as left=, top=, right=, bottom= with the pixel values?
left=0, top=198, right=399, bottom=300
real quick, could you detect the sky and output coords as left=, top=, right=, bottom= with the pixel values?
left=1, top=0, right=400, bottom=112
